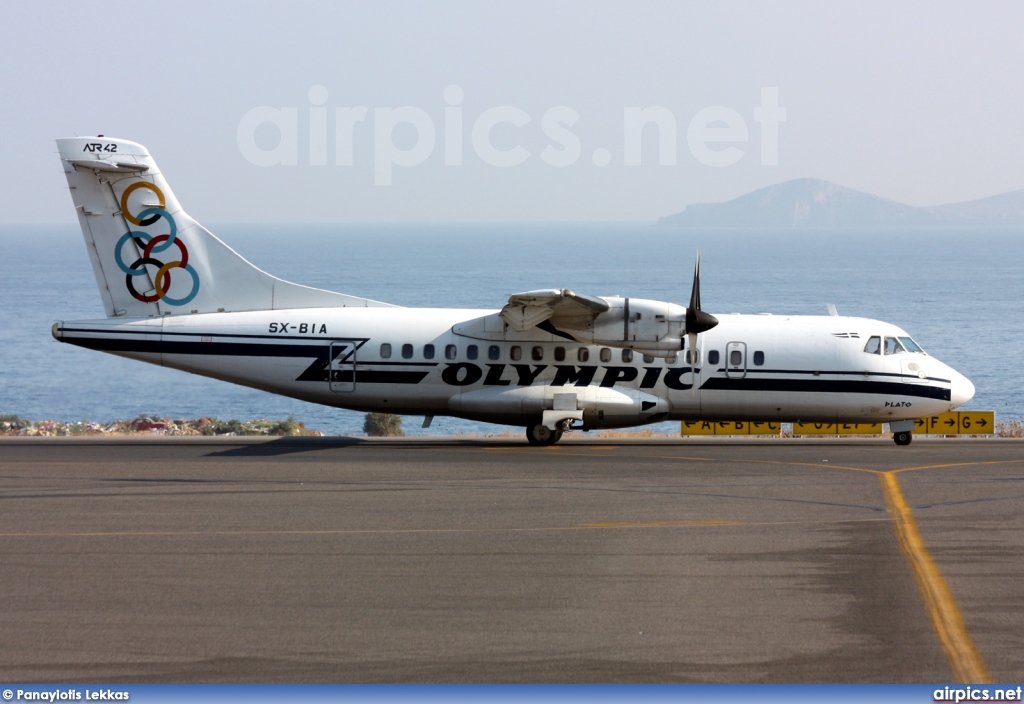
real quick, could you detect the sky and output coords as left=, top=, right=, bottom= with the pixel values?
left=2, top=0, right=1022, bottom=224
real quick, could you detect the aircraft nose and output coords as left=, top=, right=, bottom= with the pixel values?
left=950, top=370, right=975, bottom=409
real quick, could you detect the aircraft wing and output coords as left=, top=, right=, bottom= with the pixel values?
left=499, top=288, right=610, bottom=332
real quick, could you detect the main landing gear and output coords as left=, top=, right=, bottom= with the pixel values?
left=893, top=431, right=913, bottom=446
left=526, top=419, right=578, bottom=446
left=526, top=423, right=562, bottom=446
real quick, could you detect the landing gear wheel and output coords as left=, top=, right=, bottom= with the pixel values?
left=893, top=431, right=913, bottom=446
left=526, top=424, right=562, bottom=446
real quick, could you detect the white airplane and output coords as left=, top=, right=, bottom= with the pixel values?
left=53, top=137, right=974, bottom=446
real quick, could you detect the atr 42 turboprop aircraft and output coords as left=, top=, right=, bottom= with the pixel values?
left=53, top=137, right=974, bottom=446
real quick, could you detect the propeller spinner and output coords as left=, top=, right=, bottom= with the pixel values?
left=685, top=252, right=719, bottom=391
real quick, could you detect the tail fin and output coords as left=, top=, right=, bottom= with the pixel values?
left=57, top=137, right=391, bottom=317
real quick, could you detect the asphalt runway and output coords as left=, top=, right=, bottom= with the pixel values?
left=1, top=436, right=1022, bottom=683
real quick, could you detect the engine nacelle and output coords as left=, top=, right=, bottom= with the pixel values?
left=583, top=298, right=688, bottom=353
left=450, top=384, right=670, bottom=429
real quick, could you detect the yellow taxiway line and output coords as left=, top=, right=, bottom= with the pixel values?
left=878, top=471, right=992, bottom=683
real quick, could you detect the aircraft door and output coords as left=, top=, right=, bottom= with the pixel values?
left=329, top=340, right=358, bottom=392
left=726, top=342, right=746, bottom=379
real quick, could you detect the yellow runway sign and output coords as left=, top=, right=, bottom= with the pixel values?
left=680, top=421, right=718, bottom=435
left=683, top=413, right=994, bottom=437
left=915, top=411, right=994, bottom=435
left=836, top=422, right=883, bottom=434
left=747, top=421, right=782, bottom=435
left=793, top=422, right=882, bottom=435
left=959, top=411, right=995, bottom=433
left=680, top=421, right=781, bottom=435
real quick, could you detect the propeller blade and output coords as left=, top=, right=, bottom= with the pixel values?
left=689, top=252, right=701, bottom=313
left=688, top=330, right=697, bottom=396
left=684, top=251, right=718, bottom=396
left=685, top=252, right=718, bottom=336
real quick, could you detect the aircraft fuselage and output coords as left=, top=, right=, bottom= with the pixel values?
left=55, top=306, right=972, bottom=430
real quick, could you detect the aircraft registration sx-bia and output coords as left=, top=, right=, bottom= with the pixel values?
left=54, top=137, right=974, bottom=446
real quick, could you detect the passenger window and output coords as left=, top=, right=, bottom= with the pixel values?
left=708, top=350, right=720, bottom=365
left=554, top=347, right=565, bottom=362
left=753, top=351, right=764, bottom=366
left=686, top=349, right=701, bottom=365
left=488, top=345, right=500, bottom=360
left=380, top=343, right=392, bottom=359
left=622, top=349, right=633, bottom=363
left=532, top=346, right=544, bottom=361
left=467, top=345, right=478, bottom=360
left=643, top=354, right=655, bottom=364
left=730, top=350, right=742, bottom=366
left=899, top=337, right=925, bottom=353
left=445, top=344, right=457, bottom=360
left=884, top=337, right=903, bottom=355
left=578, top=348, right=590, bottom=362
left=424, top=344, right=435, bottom=360
left=511, top=345, right=522, bottom=361
left=666, top=354, right=677, bottom=365
left=600, top=348, right=611, bottom=363
left=401, top=343, right=413, bottom=359
left=864, top=336, right=881, bottom=355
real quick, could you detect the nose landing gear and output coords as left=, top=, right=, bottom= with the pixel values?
left=893, top=431, right=913, bottom=446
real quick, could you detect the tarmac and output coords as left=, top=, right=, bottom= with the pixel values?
left=0, top=435, right=1021, bottom=683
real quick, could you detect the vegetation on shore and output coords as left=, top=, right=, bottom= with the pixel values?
left=363, top=412, right=404, bottom=437
left=995, top=419, right=1023, bottom=438
left=0, top=414, right=320, bottom=437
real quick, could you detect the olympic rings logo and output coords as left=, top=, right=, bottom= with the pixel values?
left=114, top=181, right=200, bottom=306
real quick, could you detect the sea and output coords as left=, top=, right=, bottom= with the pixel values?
left=2, top=223, right=1021, bottom=436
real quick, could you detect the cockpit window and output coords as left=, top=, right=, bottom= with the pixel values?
left=883, top=336, right=905, bottom=355
left=864, top=336, right=881, bottom=354
left=898, top=336, right=925, bottom=353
